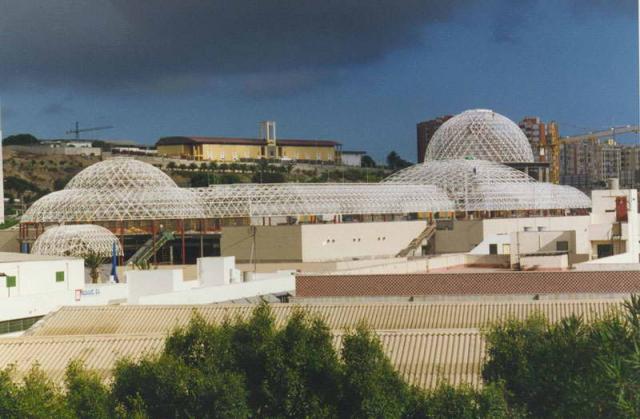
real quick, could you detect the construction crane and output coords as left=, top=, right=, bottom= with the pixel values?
left=66, top=121, right=113, bottom=140
left=560, top=125, right=640, bottom=144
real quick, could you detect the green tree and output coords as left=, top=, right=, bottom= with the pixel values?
left=65, top=361, right=112, bottom=419
left=483, top=295, right=640, bottom=418
left=3, top=134, right=39, bottom=146
left=83, top=251, right=106, bottom=283
left=386, top=151, right=412, bottom=171
left=341, top=324, right=411, bottom=417
left=14, top=366, right=72, bottom=418
left=190, top=173, right=210, bottom=187
left=361, top=155, right=376, bottom=168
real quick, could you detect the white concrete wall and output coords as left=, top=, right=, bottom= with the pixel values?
left=469, top=233, right=511, bottom=255
left=0, top=291, right=79, bottom=322
left=137, top=274, right=295, bottom=305
left=482, top=216, right=590, bottom=255
left=198, top=256, right=240, bottom=286
left=508, top=230, right=576, bottom=266
left=300, top=220, right=428, bottom=262
left=126, top=269, right=185, bottom=304
left=0, top=258, right=84, bottom=300
left=520, top=254, right=569, bottom=270
left=589, top=189, right=639, bottom=262
left=0, top=257, right=84, bottom=322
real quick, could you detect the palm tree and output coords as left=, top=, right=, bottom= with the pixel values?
left=83, top=251, right=106, bottom=284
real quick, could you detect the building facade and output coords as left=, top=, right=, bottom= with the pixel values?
left=518, top=117, right=560, bottom=183
left=341, top=151, right=367, bottom=167
left=560, top=138, right=636, bottom=191
left=157, top=136, right=341, bottom=164
left=416, top=115, right=453, bottom=163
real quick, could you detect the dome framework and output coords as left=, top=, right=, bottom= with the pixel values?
left=31, top=224, right=123, bottom=258
left=22, top=158, right=208, bottom=223
left=22, top=188, right=208, bottom=223
left=425, top=109, right=535, bottom=163
left=195, top=183, right=454, bottom=218
left=384, top=159, right=591, bottom=212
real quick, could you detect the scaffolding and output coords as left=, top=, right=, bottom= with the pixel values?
left=384, top=159, right=591, bottom=212
left=31, top=224, right=123, bottom=257
left=425, top=109, right=535, bottom=163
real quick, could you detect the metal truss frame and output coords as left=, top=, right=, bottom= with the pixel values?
left=194, top=183, right=454, bottom=218
left=425, top=109, right=535, bottom=163
left=384, top=159, right=591, bottom=211
left=31, top=224, right=123, bottom=257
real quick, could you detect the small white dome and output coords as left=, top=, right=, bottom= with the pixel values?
left=31, top=224, right=123, bottom=257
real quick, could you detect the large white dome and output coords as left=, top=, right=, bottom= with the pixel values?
left=23, top=158, right=207, bottom=223
left=425, top=109, right=534, bottom=163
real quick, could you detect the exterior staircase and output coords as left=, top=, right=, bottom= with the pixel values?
left=126, top=231, right=175, bottom=266
left=396, top=223, right=436, bottom=258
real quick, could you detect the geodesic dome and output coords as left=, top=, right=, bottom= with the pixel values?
left=22, top=158, right=207, bottom=223
left=384, top=159, right=591, bottom=212
left=65, top=158, right=178, bottom=190
left=31, top=224, right=123, bottom=257
left=425, top=109, right=534, bottom=163
left=195, top=183, right=454, bottom=217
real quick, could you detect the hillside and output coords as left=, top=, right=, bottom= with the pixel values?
left=3, top=149, right=392, bottom=212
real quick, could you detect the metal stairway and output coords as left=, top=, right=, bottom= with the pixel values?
left=396, top=223, right=436, bottom=258
left=126, top=231, right=175, bottom=266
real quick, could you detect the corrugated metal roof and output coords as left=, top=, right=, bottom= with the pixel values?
left=0, top=330, right=483, bottom=389
left=296, top=271, right=640, bottom=297
left=28, top=300, right=622, bottom=337
left=0, top=334, right=165, bottom=384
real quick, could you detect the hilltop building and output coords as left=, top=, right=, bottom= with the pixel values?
left=157, top=121, right=341, bottom=164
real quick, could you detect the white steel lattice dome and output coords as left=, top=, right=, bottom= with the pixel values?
left=65, top=158, right=178, bottom=190
left=384, top=159, right=591, bottom=212
left=31, top=224, right=123, bottom=257
left=22, top=158, right=207, bottom=223
left=425, top=109, right=534, bottom=163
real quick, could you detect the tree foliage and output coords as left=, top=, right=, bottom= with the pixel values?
left=483, top=295, right=640, bottom=418
left=3, top=134, right=39, bottom=146
left=361, top=155, right=376, bottom=168
left=0, top=303, right=514, bottom=418
left=386, top=151, right=412, bottom=171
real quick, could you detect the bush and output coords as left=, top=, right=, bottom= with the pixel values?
left=483, top=295, right=640, bottom=417
left=0, top=304, right=514, bottom=418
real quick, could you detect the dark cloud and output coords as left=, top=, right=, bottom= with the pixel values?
left=0, top=0, right=468, bottom=91
left=0, top=0, right=634, bottom=93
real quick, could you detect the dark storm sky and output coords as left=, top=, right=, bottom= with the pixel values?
left=0, top=0, right=637, bottom=161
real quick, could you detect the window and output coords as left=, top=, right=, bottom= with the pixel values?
left=6, top=276, right=16, bottom=288
left=489, top=244, right=498, bottom=255
left=55, top=271, right=65, bottom=282
left=556, top=241, right=569, bottom=252
left=502, top=244, right=511, bottom=255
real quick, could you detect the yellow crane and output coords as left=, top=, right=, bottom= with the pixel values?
left=550, top=125, right=640, bottom=185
